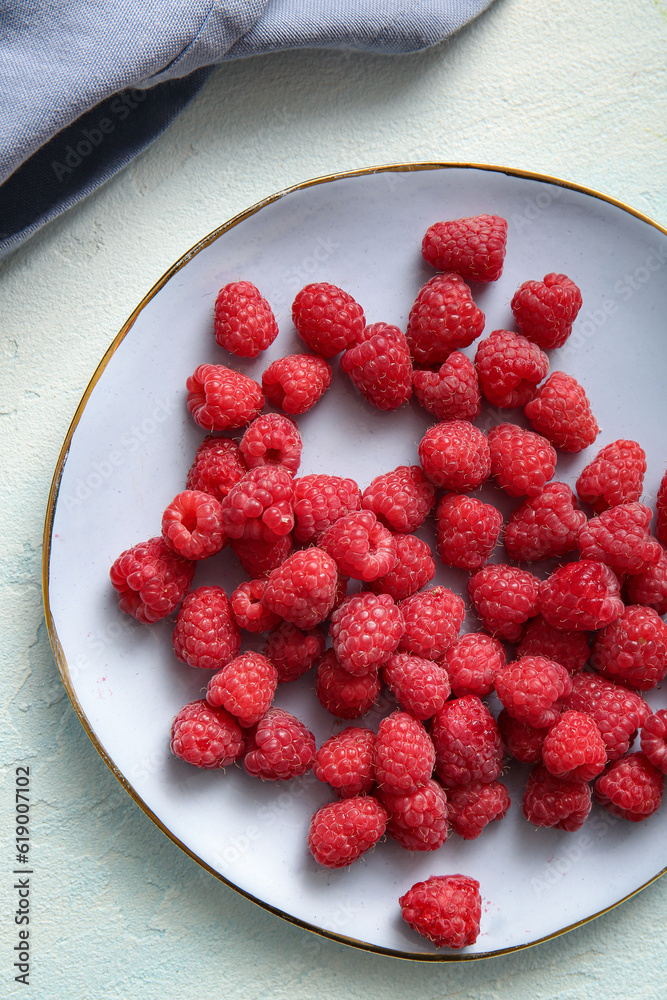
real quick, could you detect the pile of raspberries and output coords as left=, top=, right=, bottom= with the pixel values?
left=110, top=213, right=667, bottom=952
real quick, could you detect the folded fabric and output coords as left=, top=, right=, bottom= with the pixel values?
left=0, top=0, right=494, bottom=260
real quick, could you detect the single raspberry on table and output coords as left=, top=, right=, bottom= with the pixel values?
left=590, top=604, right=667, bottom=690
left=319, top=509, right=397, bottom=582
left=447, top=780, right=511, bottom=840
left=516, top=615, right=589, bottom=675
left=431, top=694, right=505, bottom=788
left=487, top=423, right=557, bottom=497
left=313, top=727, right=376, bottom=798
left=406, top=272, right=485, bottom=365
left=656, top=469, right=667, bottom=544
left=307, top=795, right=387, bottom=868
left=110, top=537, right=195, bottom=623
left=261, top=547, right=339, bottom=629
left=511, top=273, right=583, bottom=350
left=382, top=652, right=451, bottom=721
left=418, top=420, right=491, bottom=491
left=330, top=592, right=405, bottom=676
left=524, top=371, right=599, bottom=452
left=577, top=501, right=662, bottom=576
left=161, top=489, right=226, bottom=560
left=231, top=534, right=293, bottom=578
left=421, top=213, right=508, bottom=282
left=565, top=671, right=651, bottom=761
left=367, top=533, right=435, bottom=601
left=243, top=707, right=316, bottom=780
left=541, top=710, right=607, bottom=781
left=239, top=413, right=302, bottom=475
left=467, top=563, right=541, bottom=642
left=380, top=778, right=448, bottom=851
left=495, top=656, right=573, bottom=728
left=412, top=351, right=482, bottom=422
left=625, top=548, right=667, bottom=615
left=315, top=648, right=382, bottom=718
left=399, top=874, right=482, bottom=949
left=292, top=282, right=365, bottom=358
left=538, top=560, right=624, bottom=632
left=498, top=710, right=549, bottom=763
left=263, top=620, right=325, bottom=683
left=171, top=699, right=245, bottom=768
left=186, top=363, right=264, bottom=431
left=475, top=330, right=549, bottom=408
left=373, top=711, right=436, bottom=794
left=186, top=435, right=247, bottom=500
left=398, top=586, right=465, bottom=660
left=523, top=763, right=592, bottom=832
left=594, top=752, right=664, bottom=822
left=206, top=651, right=278, bottom=727
left=230, top=579, right=281, bottom=633
left=640, top=711, right=667, bottom=774
left=504, top=482, right=587, bottom=562
left=261, top=353, right=332, bottom=415
left=576, top=439, right=646, bottom=513
left=442, top=632, right=506, bottom=698
left=340, top=322, right=413, bottom=410
left=292, top=474, right=361, bottom=544
left=361, top=464, right=435, bottom=534
left=172, top=585, right=241, bottom=670
left=221, top=466, right=294, bottom=543
left=436, top=493, right=502, bottom=570
left=213, top=280, right=279, bottom=357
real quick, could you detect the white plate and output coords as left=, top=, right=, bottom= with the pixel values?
left=44, top=163, right=667, bottom=960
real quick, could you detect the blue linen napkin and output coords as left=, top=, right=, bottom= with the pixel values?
left=0, top=1, right=494, bottom=260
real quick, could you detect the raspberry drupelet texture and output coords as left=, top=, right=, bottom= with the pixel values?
left=399, top=874, right=482, bottom=949
left=186, top=363, right=264, bottom=431
left=315, top=648, right=382, bottom=718
left=657, top=469, right=667, bottom=544
left=524, top=371, right=599, bottom=452
left=110, top=537, right=195, bottom=623
left=367, top=533, right=436, bottom=601
left=538, top=560, right=624, bottom=632
left=382, top=652, right=451, bottom=721
left=361, top=464, right=436, bottom=533
left=523, top=764, right=592, bottom=832
left=206, top=651, right=278, bottom=727
left=594, top=752, right=664, bottom=822
left=373, top=711, right=436, bottom=794
left=340, top=323, right=413, bottom=410
left=418, top=420, right=491, bottom=491
left=243, top=707, right=316, bottom=780
left=442, top=632, right=506, bottom=699
left=431, top=694, right=505, bottom=788
left=421, top=213, right=508, bottom=282
left=292, top=474, right=361, bottom=544
left=495, top=656, right=573, bottom=728
left=307, top=795, right=387, bottom=868
left=504, top=482, right=587, bottom=562
left=625, top=549, right=667, bottom=615
left=261, top=353, right=332, bottom=415
left=640, top=711, right=667, bottom=774
left=467, top=563, right=540, bottom=642
left=172, top=585, right=241, bottom=670
left=412, top=351, right=482, bottom=422
left=590, top=604, right=667, bottom=690
left=577, top=501, right=662, bottom=575
left=447, top=780, right=511, bottom=840
left=475, top=330, right=549, bottom=408
left=313, top=727, right=376, bottom=798
left=222, top=466, right=295, bottom=543
left=380, top=779, right=449, bottom=851
left=576, top=439, right=647, bottom=513
left=330, top=592, right=405, bottom=676
left=565, top=671, right=651, bottom=761
left=170, top=699, right=245, bottom=768
left=239, top=413, right=302, bottom=475
left=261, top=547, right=338, bottom=629
left=319, top=509, right=397, bottom=582
left=231, top=534, right=293, bottom=578
left=498, top=710, right=549, bottom=763
left=213, top=280, right=279, bottom=357
left=161, top=489, right=226, bottom=560
left=511, top=273, right=583, bottom=350
left=230, top=579, right=281, bottom=633
left=263, top=620, right=325, bottom=683
left=398, top=586, right=465, bottom=660
left=436, top=493, right=502, bottom=570
left=541, top=710, right=607, bottom=781
left=186, top=435, right=247, bottom=500
left=292, top=282, right=365, bottom=358
left=487, top=423, right=557, bottom=497
left=406, top=272, right=485, bottom=365
left=516, top=615, right=589, bottom=675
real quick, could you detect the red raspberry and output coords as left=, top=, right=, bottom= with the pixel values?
left=487, top=423, right=556, bottom=497
left=186, top=435, right=247, bottom=500
left=399, top=874, right=482, bottom=949
left=261, top=353, right=332, bottom=415
left=292, top=474, right=361, bottom=544
left=504, top=483, right=587, bottom=562
left=657, top=469, right=667, bottom=544
left=361, top=464, right=435, bottom=533
left=498, top=710, right=549, bottom=763
left=380, top=779, right=448, bottom=851
left=406, top=272, right=485, bottom=365
left=161, top=489, right=226, bottom=560
left=243, top=707, right=316, bottom=780
left=447, top=780, right=511, bottom=840
left=213, top=280, right=278, bottom=357
left=542, top=710, right=607, bottom=781
left=319, top=509, right=397, bottom=582
left=382, top=652, right=451, bottom=721
left=421, top=214, right=508, bottom=282
left=263, top=620, right=325, bottom=683
left=590, top=604, right=667, bottom=690
left=442, top=632, right=506, bottom=699
left=367, top=533, right=436, bottom=601
left=172, top=585, right=241, bottom=670
left=315, top=648, right=381, bottom=718
left=313, top=727, right=376, bottom=798
left=292, top=282, right=365, bottom=358
left=230, top=579, right=281, bottom=633
left=467, top=563, right=540, bottom=642
left=418, top=420, right=491, bottom=491
left=307, top=795, right=387, bottom=868
left=398, top=586, right=465, bottom=659
left=186, top=363, right=264, bottom=431
left=516, top=615, right=589, bottom=675
left=576, top=439, right=646, bottom=513
left=436, top=493, right=502, bottom=570
left=262, top=547, right=338, bottom=629
left=239, top=413, right=302, bottom=475
left=511, top=273, right=583, bottom=350
left=340, top=323, right=413, bottom=410
left=565, top=671, right=651, bottom=761
left=577, top=502, right=662, bottom=575
left=110, top=537, right=195, bottom=623
left=221, top=466, right=294, bottom=543
left=206, top=651, right=278, bottom=727
left=495, top=656, right=572, bottom=728
left=171, top=700, right=245, bottom=769
left=539, top=560, right=624, bottom=632
left=594, top=752, right=664, bottom=822
left=431, top=695, right=505, bottom=787
left=412, top=351, right=482, bottom=422
left=640, top=710, right=667, bottom=774
left=231, top=534, right=293, bottom=578
left=523, top=764, right=591, bottom=832
left=330, top=592, right=404, bottom=676
left=475, top=330, right=549, bottom=408
left=625, top=548, right=667, bottom=615
left=524, top=371, right=599, bottom=452
left=374, top=711, right=436, bottom=794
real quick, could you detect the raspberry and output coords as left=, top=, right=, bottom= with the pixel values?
left=330, top=592, right=404, bottom=676
left=436, top=493, right=502, bottom=570
left=487, top=423, right=557, bottom=497
left=442, top=632, right=506, bottom=699
left=594, top=752, right=664, bottom=822
left=231, top=535, right=293, bottom=578
left=406, top=272, right=485, bottom=365
left=495, top=656, right=572, bottom=728
left=399, top=874, right=482, bottom=949
left=213, top=280, right=279, bottom=357
left=374, top=711, right=435, bottom=794
left=243, top=707, right=316, bottom=780
left=307, top=795, right=387, bottom=868
left=292, top=474, right=361, bottom=544
left=367, top=533, right=436, bottom=601
left=340, top=323, right=413, bottom=410
left=576, top=439, right=647, bottom=513
left=516, top=615, right=589, bottom=675
left=263, top=620, right=325, bottom=683
left=511, top=273, right=583, bottom=350
left=170, top=699, right=245, bottom=768
left=467, top=564, right=540, bottom=642
left=361, top=465, right=435, bottom=533
left=206, top=651, right=278, bottom=727
left=498, top=710, right=549, bottom=763
left=421, top=214, right=508, bottom=282
left=186, top=435, right=247, bottom=500
left=230, top=579, right=281, bottom=633
left=431, top=695, right=505, bottom=787
left=640, top=711, right=667, bottom=774
left=542, top=710, right=607, bottom=781
left=262, top=547, right=338, bottom=629
left=261, top=353, right=332, bottom=414
left=524, top=371, right=599, bottom=452
left=292, top=282, right=365, bottom=358
left=382, top=652, right=451, bottom=721
left=380, top=779, right=448, bottom=851
left=625, top=548, right=667, bottom=615
left=319, top=509, right=397, bottom=582
left=418, top=420, right=491, bottom=491
left=447, top=780, right=511, bottom=840
left=504, top=483, right=587, bottom=562
left=590, top=604, right=667, bottom=690
left=221, top=466, right=294, bottom=543
left=110, top=537, right=195, bottom=623
left=657, top=469, right=667, bottom=544
left=412, top=351, right=481, bottom=422
left=315, top=648, right=381, bottom=718
left=313, top=727, right=376, bottom=798
left=172, top=585, right=241, bottom=670
left=523, top=764, right=592, bottom=832
left=577, top=502, right=662, bottom=575
left=161, top=489, right=226, bottom=560
left=475, top=330, right=549, bottom=408
left=398, top=586, right=465, bottom=660
left=565, top=671, right=651, bottom=761
left=239, top=413, right=302, bottom=475
left=539, top=560, right=624, bottom=632
left=186, top=363, right=264, bottom=431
